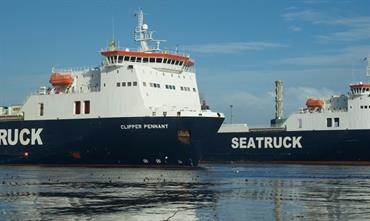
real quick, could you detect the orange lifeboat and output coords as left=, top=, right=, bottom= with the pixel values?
left=306, top=98, right=324, bottom=109
left=49, top=73, right=74, bottom=86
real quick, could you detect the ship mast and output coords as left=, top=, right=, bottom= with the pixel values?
left=366, top=56, right=370, bottom=78
left=134, top=9, right=165, bottom=52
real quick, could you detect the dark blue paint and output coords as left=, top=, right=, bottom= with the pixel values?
left=202, top=129, right=370, bottom=163
left=0, top=116, right=224, bottom=166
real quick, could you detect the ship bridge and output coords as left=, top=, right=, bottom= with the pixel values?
left=100, top=49, right=194, bottom=73
left=100, top=9, right=194, bottom=74
left=349, top=83, right=370, bottom=96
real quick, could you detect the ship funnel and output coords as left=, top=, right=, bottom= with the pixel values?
left=270, top=80, right=286, bottom=127
left=275, top=80, right=283, bottom=119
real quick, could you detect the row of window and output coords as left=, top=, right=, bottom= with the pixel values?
left=115, top=81, right=195, bottom=92
left=150, top=83, right=161, bottom=88
left=74, top=100, right=90, bottom=115
left=107, top=56, right=187, bottom=67
left=297, top=117, right=341, bottom=128
left=327, top=117, right=340, bottom=127
left=39, top=100, right=91, bottom=116
left=117, top=82, right=138, bottom=87
left=165, top=84, right=176, bottom=90
left=360, top=105, right=370, bottom=109
left=181, top=86, right=196, bottom=92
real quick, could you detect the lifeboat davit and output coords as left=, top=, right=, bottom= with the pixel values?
left=49, top=73, right=74, bottom=86
left=306, top=98, right=324, bottom=109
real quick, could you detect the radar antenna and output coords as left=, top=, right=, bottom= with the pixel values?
left=134, top=9, right=166, bottom=52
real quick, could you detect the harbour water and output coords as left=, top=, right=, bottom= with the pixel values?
left=1, top=164, right=370, bottom=221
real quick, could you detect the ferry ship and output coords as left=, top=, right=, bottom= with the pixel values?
left=0, top=10, right=224, bottom=166
left=203, top=61, right=370, bottom=164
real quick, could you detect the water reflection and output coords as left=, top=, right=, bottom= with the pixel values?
left=1, top=165, right=370, bottom=220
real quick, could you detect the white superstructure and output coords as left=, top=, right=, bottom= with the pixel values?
left=4, top=10, right=221, bottom=121
left=284, top=59, right=370, bottom=131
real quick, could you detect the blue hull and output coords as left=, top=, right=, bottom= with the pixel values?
left=202, top=129, right=370, bottom=164
left=0, top=117, right=224, bottom=166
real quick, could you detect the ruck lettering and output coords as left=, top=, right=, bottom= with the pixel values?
left=283, top=137, right=292, bottom=148
left=292, top=136, right=302, bottom=148
left=0, top=129, right=7, bottom=145
left=7, top=129, right=19, bottom=146
left=0, top=128, right=43, bottom=146
left=31, top=128, right=43, bottom=145
left=19, top=129, right=31, bottom=145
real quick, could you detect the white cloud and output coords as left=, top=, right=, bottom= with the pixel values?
left=289, top=25, right=302, bottom=32
left=285, top=86, right=337, bottom=103
left=210, top=90, right=275, bottom=126
left=301, top=0, right=331, bottom=4
left=282, top=9, right=325, bottom=23
left=199, top=64, right=359, bottom=125
left=209, top=86, right=338, bottom=126
left=185, top=42, right=286, bottom=54
left=273, top=45, right=370, bottom=66
left=317, top=16, right=370, bottom=41
left=282, top=9, right=370, bottom=42
left=209, top=86, right=338, bottom=127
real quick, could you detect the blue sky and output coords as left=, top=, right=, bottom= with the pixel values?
left=0, top=0, right=369, bottom=126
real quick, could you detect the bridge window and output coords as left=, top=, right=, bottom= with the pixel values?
left=150, top=58, right=155, bottom=63
left=163, top=58, right=168, bottom=63
left=143, top=57, right=148, bottom=63
left=156, top=58, right=162, bottom=63
left=118, top=56, right=124, bottom=63
left=124, top=56, right=130, bottom=61
left=130, top=57, right=136, bottom=62
left=137, top=57, right=142, bottom=62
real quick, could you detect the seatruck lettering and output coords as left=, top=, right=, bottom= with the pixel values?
left=231, top=136, right=302, bottom=149
left=0, top=128, right=43, bottom=146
